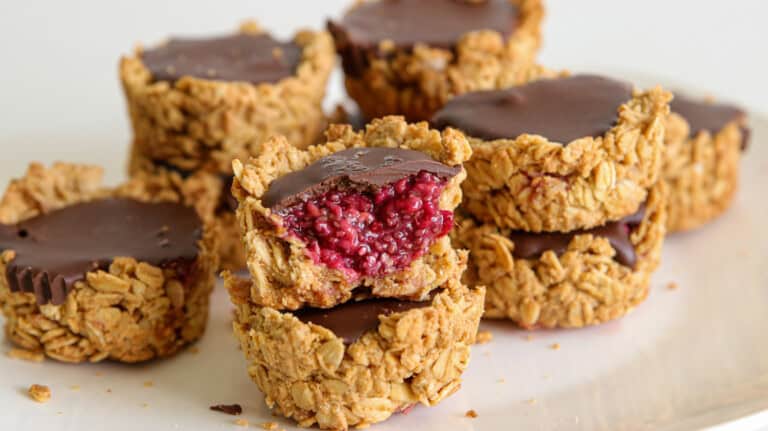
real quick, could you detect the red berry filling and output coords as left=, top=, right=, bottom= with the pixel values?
left=277, top=171, right=453, bottom=279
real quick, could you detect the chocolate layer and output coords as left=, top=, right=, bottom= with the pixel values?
left=0, top=198, right=202, bottom=305
left=142, top=33, right=302, bottom=84
left=262, top=147, right=461, bottom=210
left=329, top=0, right=517, bottom=76
left=508, top=206, right=645, bottom=268
left=672, top=94, right=749, bottom=150
left=432, top=75, right=634, bottom=143
left=293, top=297, right=430, bottom=344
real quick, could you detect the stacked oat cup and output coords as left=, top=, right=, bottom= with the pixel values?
left=0, top=0, right=752, bottom=430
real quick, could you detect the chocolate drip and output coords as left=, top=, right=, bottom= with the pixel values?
left=432, top=75, right=633, bottom=143
left=328, top=0, right=517, bottom=77
left=508, top=206, right=646, bottom=268
left=672, top=94, right=749, bottom=150
left=142, top=33, right=301, bottom=84
left=262, top=147, right=461, bottom=210
left=0, top=199, right=202, bottom=305
left=293, top=297, right=430, bottom=344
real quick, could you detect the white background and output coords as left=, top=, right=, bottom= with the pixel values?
left=0, top=0, right=765, bottom=183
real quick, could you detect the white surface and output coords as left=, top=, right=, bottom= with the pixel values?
left=0, top=118, right=767, bottom=431
left=1, top=1, right=767, bottom=429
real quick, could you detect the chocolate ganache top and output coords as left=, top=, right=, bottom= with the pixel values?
left=141, top=33, right=302, bottom=84
left=508, top=206, right=646, bottom=269
left=432, top=75, right=634, bottom=143
left=293, top=297, right=430, bottom=344
left=330, top=0, right=517, bottom=50
left=671, top=94, right=749, bottom=150
left=262, top=147, right=461, bottom=210
left=0, top=198, right=202, bottom=305
left=328, top=0, right=518, bottom=76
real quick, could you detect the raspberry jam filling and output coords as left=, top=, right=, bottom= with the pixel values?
left=277, top=171, right=453, bottom=279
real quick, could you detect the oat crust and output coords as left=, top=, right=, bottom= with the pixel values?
left=662, top=113, right=745, bottom=232
left=337, top=0, right=545, bottom=121
left=453, top=182, right=667, bottom=329
left=462, top=86, right=671, bottom=232
left=120, top=25, right=335, bottom=174
left=232, top=116, right=472, bottom=309
left=0, top=163, right=218, bottom=363
left=225, top=272, right=484, bottom=430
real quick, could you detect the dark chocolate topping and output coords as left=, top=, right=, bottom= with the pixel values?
left=293, top=297, right=430, bottom=344
left=332, top=0, right=516, bottom=50
left=508, top=206, right=645, bottom=269
left=328, top=0, right=517, bottom=76
left=432, top=75, right=634, bottom=143
left=672, top=94, right=749, bottom=150
left=141, top=33, right=302, bottom=84
left=0, top=198, right=202, bottom=305
left=262, top=147, right=461, bottom=210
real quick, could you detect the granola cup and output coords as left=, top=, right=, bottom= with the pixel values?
left=120, top=24, right=335, bottom=174
left=225, top=272, right=484, bottom=430
left=126, top=149, right=245, bottom=270
left=461, top=86, right=671, bottom=232
left=231, top=116, right=472, bottom=310
left=663, top=112, right=747, bottom=232
left=330, top=0, right=545, bottom=122
left=453, top=181, right=667, bottom=329
left=0, top=163, right=218, bottom=363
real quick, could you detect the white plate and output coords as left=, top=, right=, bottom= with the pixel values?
left=1, top=85, right=767, bottom=430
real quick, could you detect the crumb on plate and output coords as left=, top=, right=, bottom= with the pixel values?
left=476, top=330, right=493, bottom=344
left=28, top=384, right=51, bottom=403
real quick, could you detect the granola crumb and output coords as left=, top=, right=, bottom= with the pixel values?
left=143, top=381, right=154, bottom=388
left=525, top=398, right=538, bottom=405
left=70, top=385, right=80, bottom=391
left=667, top=282, right=678, bottom=290
left=550, top=343, right=561, bottom=350
left=476, top=330, right=493, bottom=344
left=106, top=388, right=112, bottom=393
left=525, top=334, right=534, bottom=342
left=7, top=348, right=44, bottom=362
left=28, top=384, right=51, bottom=403
left=465, top=409, right=478, bottom=418
left=190, top=347, right=200, bottom=355
left=497, top=378, right=506, bottom=384
left=260, top=422, right=278, bottom=430
left=141, top=403, right=149, bottom=408
left=234, top=419, right=249, bottom=427
left=94, top=372, right=104, bottom=377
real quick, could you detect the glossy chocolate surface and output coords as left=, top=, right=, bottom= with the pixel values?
left=262, top=147, right=461, bottom=210
left=293, top=297, right=430, bottom=344
left=432, top=75, right=633, bottom=143
left=509, top=206, right=646, bottom=268
left=0, top=199, right=202, bottom=305
left=142, top=33, right=301, bottom=84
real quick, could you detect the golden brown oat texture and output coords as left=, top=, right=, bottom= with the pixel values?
left=231, top=116, right=472, bottom=310
left=454, top=181, right=667, bottom=329
left=462, top=86, right=671, bottom=232
left=225, top=272, right=485, bottom=431
left=120, top=24, right=335, bottom=174
left=334, top=0, right=546, bottom=121
left=28, top=384, right=51, bottom=403
left=125, top=149, right=246, bottom=270
left=0, top=162, right=218, bottom=363
left=662, top=112, right=745, bottom=232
